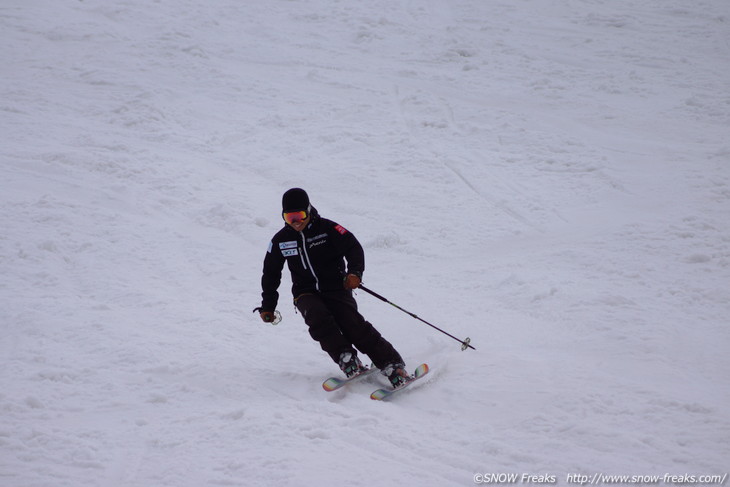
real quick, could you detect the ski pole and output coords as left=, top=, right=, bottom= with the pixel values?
left=358, top=284, right=475, bottom=351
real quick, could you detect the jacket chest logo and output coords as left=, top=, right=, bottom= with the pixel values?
left=306, top=233, right=328, bottom=249
left=279, top=241, right=299, bottom=257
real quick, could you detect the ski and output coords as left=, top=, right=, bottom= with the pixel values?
left=322, top=366, right=379, bottom=392
left=370, top=363, right=430, bottom=401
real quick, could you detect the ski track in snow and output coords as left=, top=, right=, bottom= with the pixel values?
left=1, top=1, right=729, bottom=486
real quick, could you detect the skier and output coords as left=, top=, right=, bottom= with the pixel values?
left=255, top=188, right=410, bottom=388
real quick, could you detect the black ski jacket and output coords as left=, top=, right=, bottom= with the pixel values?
left=259, top=208, right=364, bottom=311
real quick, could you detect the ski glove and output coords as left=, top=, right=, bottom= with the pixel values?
left=253, top=307, right=280, bottom=324
left=343, top=273, right=361, bottom=290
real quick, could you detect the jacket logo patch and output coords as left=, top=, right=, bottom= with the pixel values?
left=279, top=241, right=298, bottom=250
left=334, top=225, right=348, bottom=235
left=282, top=249, right=299, bottom=257
left=307, top=233, right=327, bottom=243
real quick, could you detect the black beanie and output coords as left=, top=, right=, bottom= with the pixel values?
left=282, top=188, right=310, bottom=212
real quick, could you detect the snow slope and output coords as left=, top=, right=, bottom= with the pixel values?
left=2, top=1, right=729, bottom=486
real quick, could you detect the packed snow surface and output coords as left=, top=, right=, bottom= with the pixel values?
left=2, top=1, right=729, bottom=486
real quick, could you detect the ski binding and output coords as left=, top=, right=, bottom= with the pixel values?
left=370, top=363, right=429, bottom=401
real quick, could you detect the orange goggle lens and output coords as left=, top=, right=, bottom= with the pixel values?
left=283, top=210, right=308, bottom=224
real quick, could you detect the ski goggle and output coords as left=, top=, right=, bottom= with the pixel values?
left=283, top=210, right=308, bottom=224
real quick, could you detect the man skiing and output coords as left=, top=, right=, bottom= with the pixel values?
left=255, top=188, right=410, bottom=388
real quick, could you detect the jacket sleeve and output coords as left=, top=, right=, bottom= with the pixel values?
left=260, top=239, right=285, bottom=311
left=329, top=222, right=365, bottom=278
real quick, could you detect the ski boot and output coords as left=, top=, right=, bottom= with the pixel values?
left=382, top=362, right=410, bottom=389
left=339, top=351, right=365, bottom=378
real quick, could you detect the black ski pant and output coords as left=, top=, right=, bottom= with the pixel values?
left=294, top=290, right=403, bottom=370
